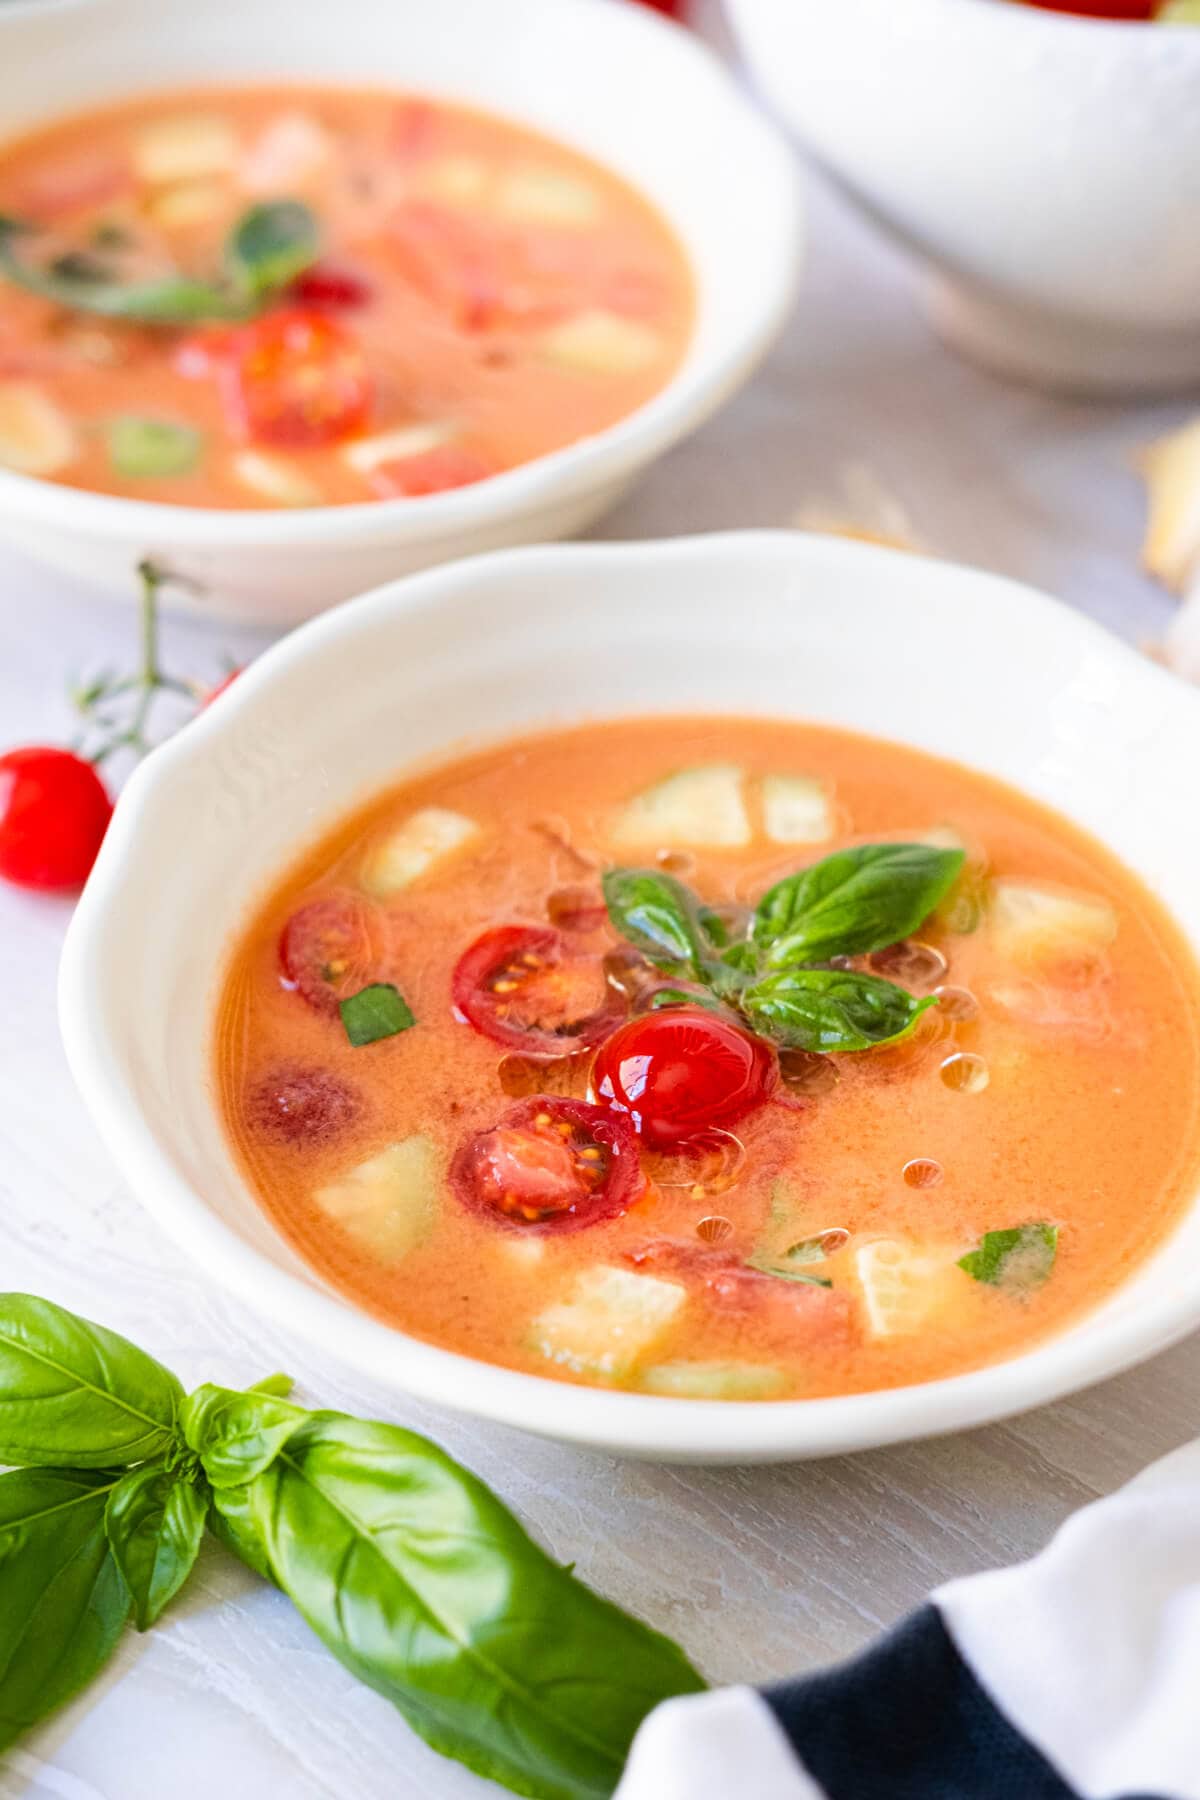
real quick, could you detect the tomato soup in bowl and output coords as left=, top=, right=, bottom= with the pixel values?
left=0, top=0, right=799, bottom=621
left=59, top=534, right=1200, bottom=1462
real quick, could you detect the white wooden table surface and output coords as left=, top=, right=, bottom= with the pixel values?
left=2, top=18, right=1198, bottom=1797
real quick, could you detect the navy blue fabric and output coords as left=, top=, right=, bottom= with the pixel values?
left=762, top=1604, right=1164, bottom=1800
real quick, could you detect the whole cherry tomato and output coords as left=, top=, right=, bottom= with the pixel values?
left=593, top=1005, right=778, bottom=1150
left=0, top=747, right=112, bottom=892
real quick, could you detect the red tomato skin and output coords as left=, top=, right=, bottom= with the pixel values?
left=0, top=747, right=112, bottom=892
left=222, top=309, right=373, bottom=448
left=452, top=924, right=623, bottom=1055
left=451, top=1096, right=646, bottom=1231
left=592, top=1007, right=778, bottom=1150
left=202, top=669, right=241, bottom=708
left=280, top=893, right=385, bottom=1014
left=290, top=264, right=373, bottom=309
left=1019, top=0, right=1153, bottom=14
left=246, top=1066, right=361, bottom=1145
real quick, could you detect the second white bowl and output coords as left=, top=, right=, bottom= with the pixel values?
left=0, top=0, right=800, bottom=623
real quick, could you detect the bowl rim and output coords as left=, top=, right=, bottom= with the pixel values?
left=0, top=0, right=802, bottom=546
left=58, top=531, right=1200, bottom=1462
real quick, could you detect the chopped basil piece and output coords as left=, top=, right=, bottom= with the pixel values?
left=746, top=1254, right=832, bottom=1289
left=339, top=983, right=415, bottom=1047
left=106, top=417, right=203, bottom=479
left=958, top=1223, right=1058, bottom=1293
left=226, top=200, right=320, bottom=302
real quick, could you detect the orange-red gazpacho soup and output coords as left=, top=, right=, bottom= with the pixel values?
left=0, top=88, right=692, bottom=506
left=217, top=719, right=1200, bottom=1401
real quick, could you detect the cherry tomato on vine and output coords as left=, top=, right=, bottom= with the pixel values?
left=0, top=747, right=112, bottom=892
left=452, top=924, right=623, bottom=1055
left=222, top=309, right=373, bottom=447
left=202, top=668, right=242, bottom=708
left=451, top=1096, right=645, bottom=1230
left=280, top=893, right=387, bottom=1015
left=592, top=1006, right=777, bottom=1150
left=1019, top=1, right=1153, bottom=14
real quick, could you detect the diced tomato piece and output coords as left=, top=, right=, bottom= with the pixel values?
left=246, top=1066, right=361, bottom=1144
left=392, top=99, right=439, bottom=160
left=18, top=153, right=129, bottom=219
left=452, top=1096, right=646, bottom=1230
left=290, top=263, right=373, bottom=309
left=221, top=309, right=373, bottom=448
left=593, top=1007, right=778, bottom=1151
left=370, top=444, right=495, bottom=499
left=452, top=924, right=623, bottom=1055
left=280, top=893, right=387, bottom=1015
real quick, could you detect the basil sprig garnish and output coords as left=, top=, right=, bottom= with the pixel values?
left=0, top=199, right=319, bottom=326
left=604, top=842, right=964, bottom=1055
left=959, top=1223, right=1058, bottom=1293
left=0, top=1294, right=704, bottom=1787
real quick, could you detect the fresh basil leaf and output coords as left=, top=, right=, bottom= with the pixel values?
left=0, top=1468, right=130, bottom=1752
left=106, top=415, right=203, bottom=479
left=602, top=867, right=716, bottom=981
left=339, top=982, right=416, bottom=1047
left=105, top=1463, right=207, bottom=1630
left=958, top=1223, right=1058, bottom=1292
left=745, top=1256, right=832, bottom=1289
left=781, top=1235, right=834, bottom=1265
left=0, top=217, right=251, bottom=322
left=742, top=968, right=934, bottom=1053
left=0, top=1294, right=183, bottom=1467
left=229, top=1411, right=705, bottom=1800
left=226, top=200, right=319, bottom=301
left=754, top=843, right=965, bottom=968
left=182, top=1383, right=308, bottom=1486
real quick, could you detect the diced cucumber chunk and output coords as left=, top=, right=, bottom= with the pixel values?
left=146, top=180, right=229, bottom=229
left=989, top=879, right=1116, bottom=970
left=133, top=114, right=239, bottom=185
left=540, top=309, right=661, bottom=375
left=0, top=382, right=76, bottom=476
left=762, top=774, right=833, bottom=845
left=231, top=449, right=320, bottom=507
left=410, top=154, right=491, bottom=207
left=360, top=807, right=480, bottom=897
left=495, top=165, right=599, bottom=227
left=612, top=764, right=751, bottom=850
left=530, top=1265, right=686, bottom=1379
left=343, top=421, right=456, bottom=475
left=314, top=1135, right=439, bottom=1261
left=854, top=1239, right=961, bottom=1338
left=106, top=416, right=202, bottom=479
left=641, top=1361, right=787, bottom=1400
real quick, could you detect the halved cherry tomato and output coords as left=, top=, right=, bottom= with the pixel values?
left=370, top=444, right=494, bottom=499
left=451, top=1096, right=645, bottom=1230
left=247, top=1065, right=361, bottom=1144
left=452, top=924, right=623, bottom=1055
left=222, top=309, right=373, bottom=447
left=593, top=1006, right=777, bottom=1151
left=290, top=264, right=373, bottom=309
left=280, top=893, right=385, bottom=1015
left=0, top=747, right=112, bottom=892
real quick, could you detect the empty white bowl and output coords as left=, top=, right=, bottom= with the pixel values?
left=58, top=531, right=1200, bottom=1462
left=725, top=0, right=1200, bottom=397
left=0, top=0, right=800, bottom=624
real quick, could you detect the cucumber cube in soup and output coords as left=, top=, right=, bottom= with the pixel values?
left=530, top=1265, right=686, bottom=1379
left=0, top=383, right=75, bottom=476
left=540, top=309, right=661, bottom=375
left=146, top=181, right=229, bottom=229
left=989, top=879, right=1117, bottom=971
left=761, top=774, right=834, bottom=845
left=854, top=1239, right=962, bottom=1338
left=495, top=165, right=600, bottom=227
left=612, top=764, right=751, bottom=850
left=410, top=154, right=491, bottom=207
left=314, top=1135, right=439, bottom=1261
left=231, top=449, right=321, bottom=508
left=132, top=114, right=239, bottom=185
left=641, top=1361, right=787, bottom=1400
left=106, top=417, right=202, bottom=480
left=360, top=807, right=480, bottom=897
left=342, top=421, right=456, bottom=476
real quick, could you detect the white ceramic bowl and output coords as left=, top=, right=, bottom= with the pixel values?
left=59, top=531, right=1200, bottom=1463
left=724, top=0, right=1200, bottom=397
left=0, top=0, right=799, bottom=625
